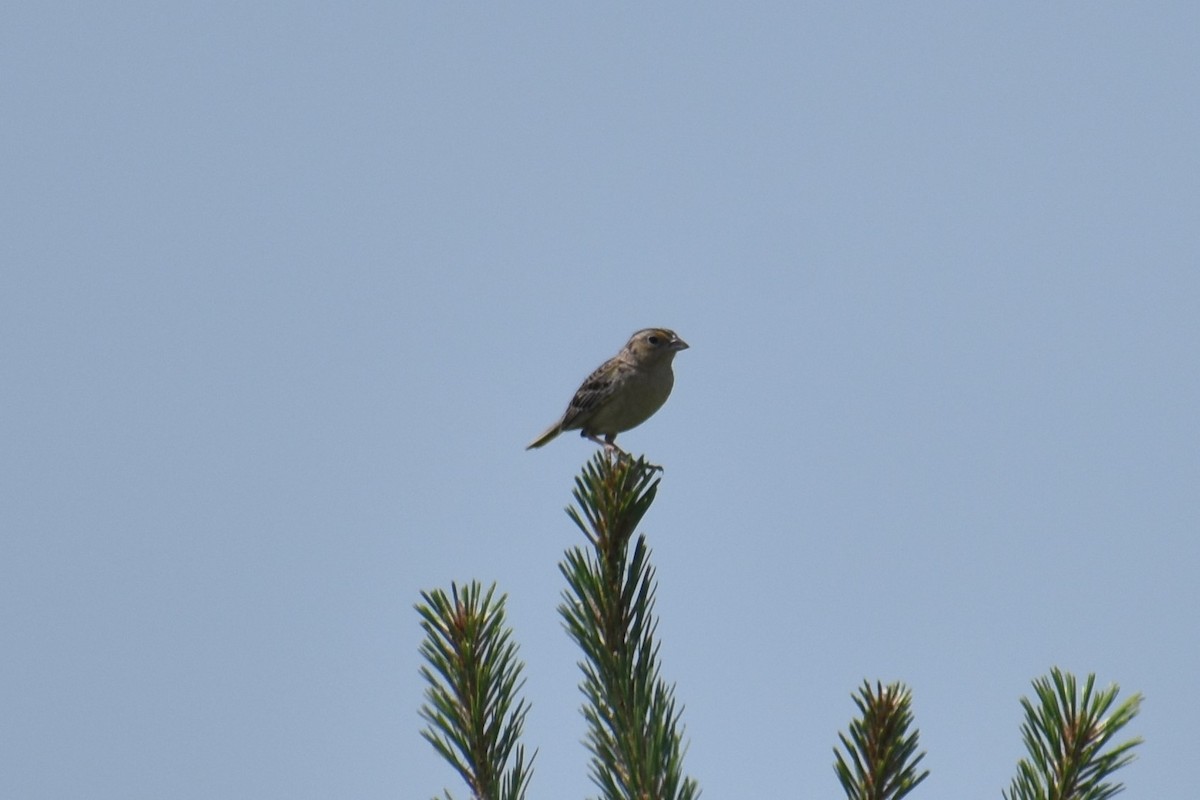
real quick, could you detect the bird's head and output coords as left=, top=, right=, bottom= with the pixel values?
left=624, top=328, right=689, bottom=364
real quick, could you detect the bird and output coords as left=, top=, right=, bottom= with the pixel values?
left=527, top=328, right=689, bottom=453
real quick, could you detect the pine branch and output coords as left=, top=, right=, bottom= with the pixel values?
left=1003, top=668, right=1142, bottom=800
left=834, top=680, right=930, bottom=800
left=558, top=451, right=699, bottom=800
left=417, top=581, right=535, bottom=800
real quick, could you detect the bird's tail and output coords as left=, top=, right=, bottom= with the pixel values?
left=526, top=422, right=562, bottom=450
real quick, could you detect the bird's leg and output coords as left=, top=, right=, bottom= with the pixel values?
left=603, top=433, right=631, bottom=458
left=584, top=432, right=630, bottom=458
left=583, top=432, right=661, bottom=470
left=606, top=435, right=663, bottom=471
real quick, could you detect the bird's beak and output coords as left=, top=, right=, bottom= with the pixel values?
left=670, top=336, right=689, bottom=351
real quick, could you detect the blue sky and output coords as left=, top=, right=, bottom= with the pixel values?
left=3, top=3, right=1197, bottom=798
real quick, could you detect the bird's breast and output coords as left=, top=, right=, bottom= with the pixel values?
left=586, top=365, right=675, bottom=434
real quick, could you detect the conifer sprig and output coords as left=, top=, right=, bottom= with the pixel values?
left=834, top=680, right=929, bottom=800
left=559, top=452, right=699, bottom=800
left=1004, top=668, right=1142, bottom=800
left=417, top=582, right=534, bottom=800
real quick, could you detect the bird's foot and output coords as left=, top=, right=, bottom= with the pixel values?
left=585, top=433, right=634, bottom=460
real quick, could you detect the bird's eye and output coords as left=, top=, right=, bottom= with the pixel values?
left=647, top=335, right=661, bottom=345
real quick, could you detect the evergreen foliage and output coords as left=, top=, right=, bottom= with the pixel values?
left=416, top=582, right=533, bottom=800
left=834, top=680, right=929, bottom=800
left=558, top=452, right=699, bottom=800
left=415, top=456, right=1144, bottom=800
left=1004, top=669, right=1142, bottom=800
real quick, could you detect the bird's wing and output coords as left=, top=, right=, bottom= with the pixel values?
left=559, top=357, right=632, bottom=430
